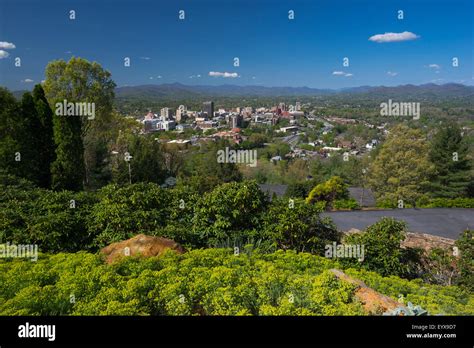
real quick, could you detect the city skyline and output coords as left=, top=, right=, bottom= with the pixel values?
left=0, top=0, right=473, bottom=90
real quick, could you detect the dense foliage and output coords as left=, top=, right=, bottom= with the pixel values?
left=342, top=218, right=421, bottom=278
left=306, top=176, right=348, bottom=207
left=368, top=125, right=434, bottom=206
left=44, top=57, right=116, bottom=191
left=0, top=249, right=471, bottom=316
left=0, top=175, right=338, bottom=254
left=428, top=122, right=472, bottom=198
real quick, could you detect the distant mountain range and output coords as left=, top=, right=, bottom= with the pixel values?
left=115, top=83, right=474, bottom=100
left=13, top=83, right=474, bottom=101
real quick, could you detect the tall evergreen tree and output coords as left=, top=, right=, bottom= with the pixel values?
left=50, top=105, right=85, bottom=191
left=0, top=88, right=21, bottom=178
left=428, top=122, right=472, bottom=198
left=17, top=92, right=43, bottom=183
left=0, top=87, right=56, bottom=187
left=32, top=84, right=56, bottom=188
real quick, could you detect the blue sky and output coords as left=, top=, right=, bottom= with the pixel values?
left=0, top=0, right=472, bottom=90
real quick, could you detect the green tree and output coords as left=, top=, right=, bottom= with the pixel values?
left=192, top=181, right=268, bottom=247
left=263, top=198, right=339, bottom=253
left=368, top=125, right=434, bottom=206
left=111, top=134, right=166, bottom=185
left=428, top=122, right=472, bottom=198
left=43, top=57, right=116, bottom=190
left=17, top=92, right=42, bottom=182
left=179, top=140, right=242, bottom=194
left=306, top=176, right=348, bottom=208
left=32, top=85, right=56, bottom=188
left=0, top=86, right=56, bottom=188
left=49, top=101, right=84, bottom=191
left=0, top=89, right=20, bottom=177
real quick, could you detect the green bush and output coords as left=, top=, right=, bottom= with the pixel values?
left=0, top=183, right=98, bottom=252
left=333, top=199, right=360, bottom=210
left=87, top=183, right=175, bottom=248
left=376, top=197, right=474, bottom=209
left=342, top=217, right=421, bottom=278
left=306, top=176, right=348, bottom=208
left=192, top=181, right=268, bottom=247
left=456, top=230, right=474, bottom=291
left=418, top=197, right=474, bottom=208
left=262, top=198, right=339, bottom=254
left=0, top=249, right=471, bottom=316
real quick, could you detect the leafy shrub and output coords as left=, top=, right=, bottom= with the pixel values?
left=418, top=197, right=474, bottom=208
left=0, top=183, right=98, bottom=252
left=87, top=183, right=175, bottom=248
left=345, top=267, right=474, bottom=315
left=456, top=230, right=474, bottom=291
left=342, top=217, right=421, bottom=278
left=192, top=181, right=268, bottom=247
left=333, top=198, right=360, bottom=210
left=0, top=249, right=471, bottom=316
left=306, top=176, right=348, bottom=208
left=377, top=197, right=474, bottom=209
left=262, top=198, right=339, bottom=254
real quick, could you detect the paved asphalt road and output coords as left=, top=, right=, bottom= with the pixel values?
left=322, top=208, right=473, bottom=239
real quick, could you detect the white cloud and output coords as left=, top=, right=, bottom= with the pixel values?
left=0, top=50, right=9, bottom=59
left=21, top=79, right=34, bottom=83
left=387, top=71, right=398, bottom=76
left=209, top=71, right=239, bottom=78
left=428, top=64, right=440, bottom=69
left=149, top=77, right=154, bottom=80
left=333, top=71, right=352, bottom=77
left=0, top=41, right=16, bottom=49
left=369, top=31, right=419, bottom=43
left=140, top=56, right=151, bottom=60
left=157, top=75, right=162, bottom=79
left=197, top=74, right=201, bottom=78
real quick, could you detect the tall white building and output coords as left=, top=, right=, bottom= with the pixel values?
left=176, top=106, right=187, bottom=123
left=160, top=107, right=173, bottom=120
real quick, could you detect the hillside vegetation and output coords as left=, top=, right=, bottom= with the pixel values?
left=0, top=249, right=472, bottom=316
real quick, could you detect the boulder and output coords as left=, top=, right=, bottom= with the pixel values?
left=101, top=234, right=184, bottom=264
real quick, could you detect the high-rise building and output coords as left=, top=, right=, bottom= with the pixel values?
left=295, top=102, right=301, bottom=111
left=176, top=107, right=187, bottom=123
left=160, top=107, right=174, bottom=120
left=203, top=101, right=214, bottom=118
left=230, top=114, right=243, bottom=128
